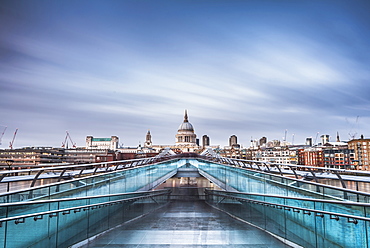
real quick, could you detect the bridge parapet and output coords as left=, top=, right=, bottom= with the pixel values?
left=198, top=155, right=370, bottom=191
left=0, top=156, right=182, bottom=203
left=206, top=189, right=370, bottom=248
left=0, top=189, right=171, bottom=248
left=0, top=155, right=183, bottom=193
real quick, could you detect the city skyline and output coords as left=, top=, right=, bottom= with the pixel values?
left=1, top=1, right=370, bottom=148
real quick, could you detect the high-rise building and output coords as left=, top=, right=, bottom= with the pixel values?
left=306, top=137, right=312, bottom=146
left=202, top=135, right=210, bottom=147
left=229, top=135, right=237, bottom=147
left=320, top=134, right=329, bottom=145
left=259, top=137, right=267, bottom=146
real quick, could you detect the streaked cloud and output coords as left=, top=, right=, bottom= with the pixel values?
left=0, top=0, right=369, bottom=148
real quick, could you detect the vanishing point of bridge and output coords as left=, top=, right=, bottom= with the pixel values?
left=0, top=149, right=370, bottom=247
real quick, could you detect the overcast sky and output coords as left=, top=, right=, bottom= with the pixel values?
left=1, top=0, right=370, bottom=149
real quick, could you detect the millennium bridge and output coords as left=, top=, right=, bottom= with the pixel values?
left=0, top=148, right=369, bottom=247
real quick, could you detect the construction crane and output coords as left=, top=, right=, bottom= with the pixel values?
left=348, top=116, right=360, bottom=140
left=9, top=128, right=18, bottom=149
left=0, top=126, right=7, bottom=145
left=61, top=131, right=76, bottom=148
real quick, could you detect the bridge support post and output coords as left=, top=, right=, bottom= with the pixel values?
left=333, top=171, right=347, bottom=189
left=30, top=170, right=45, bottom=188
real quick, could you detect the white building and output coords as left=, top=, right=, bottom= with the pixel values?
left=86, top=136, right=119, bottom=150
left=254, top=147, right=297, bottom=164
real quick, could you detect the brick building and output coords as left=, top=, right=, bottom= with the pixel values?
left=348, top=137, right=370, bottom=170
left=298, top=147, right=324, bottom=167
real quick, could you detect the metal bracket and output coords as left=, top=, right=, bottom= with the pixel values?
left=315, top=213, right=324, bottom=218
left=330, top=215, right=339, bottom=221
left=347, top=218, right=358, bottom=224
left=34, top=215, right=43, bottom=221
left=15, top=218, right=25, bottom=224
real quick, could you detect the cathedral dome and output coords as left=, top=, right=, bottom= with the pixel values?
left=178, top=122, right=194, bottom=131
left=177, top=110, right=194, bottom=132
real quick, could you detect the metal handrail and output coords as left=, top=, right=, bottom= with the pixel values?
left=205, top=190, right=370, bottom=223
left=0, top=189, right=171, bottom=207
left=3, top=153, right=370, bottom=201
left=224, top=157, right=370, bottom=177
left=199, top=154, right=370, bottom=177
left=3, top=153, right=369, bottom=177
left=198, top=157, right=370, bottom=199
left=0, top=189, right=171, bottom=226
left=0, top=157, right=180, bottom=197
left=0, top=157, right=158, bottom=175
left=206, top=189, right=370, bottom=207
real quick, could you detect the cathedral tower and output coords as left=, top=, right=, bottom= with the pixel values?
left=144, top=130, right=152, bottom=147
left=175, top=110, right=198, bottom=151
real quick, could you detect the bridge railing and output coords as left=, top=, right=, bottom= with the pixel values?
left=201, top=156, right=370, bottom=187
left=0, top=157, right=181, bottom=203
left=0, top=156, right=172, bottom=191
left=205, top=189, right=370, bottom=248
left=196, top=156, right=370, bottom=203
left=0, top=189, right=171, bottom=248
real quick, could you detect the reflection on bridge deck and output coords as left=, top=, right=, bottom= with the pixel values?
left=82, top=177, right=290, bottom=248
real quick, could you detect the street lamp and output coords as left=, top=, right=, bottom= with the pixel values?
left=5, top=160, right=14, bottom=192
left=5, top=159, right=14, bottom=170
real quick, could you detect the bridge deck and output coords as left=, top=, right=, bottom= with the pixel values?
left=81, top=200, right=290, bottom=247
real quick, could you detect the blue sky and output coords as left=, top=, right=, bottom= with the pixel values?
left=1, top=0, right=370, bottom=148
